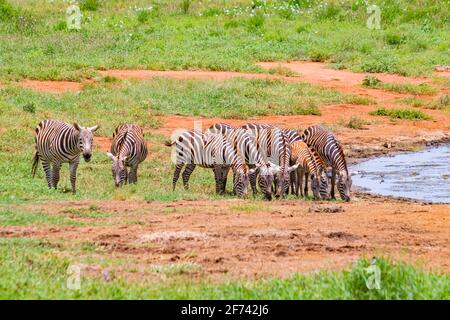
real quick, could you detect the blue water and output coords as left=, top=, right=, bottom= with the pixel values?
left=351, top=145, right=450, bottom=203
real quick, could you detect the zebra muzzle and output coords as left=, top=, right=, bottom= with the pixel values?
left=83, top=153, right=92, bottom=162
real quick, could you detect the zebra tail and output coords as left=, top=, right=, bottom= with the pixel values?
left=31, top=152, right=39, bottom=178
left=164, top=140, right=175, bottom=147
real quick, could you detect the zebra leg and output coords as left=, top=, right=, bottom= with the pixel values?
left=41, top=160, right=53, bottom=189
left=299, top=168, right=304, bottom=197
left=124, top=167, right=129, bottom=185
left=213, top=166, right=229, bottom=194
left=52, top=162, right=62, bottom=190
left=331, top=167, right=336, bottom=199
left=172, top=164, right=184, bottom=191
left=289, top=171, right=296, bottom=195
left=129, top=166, right=138, bottom=184
left=182, top=164, right=196, bottom=190
left=304, top=171, right=309, bottom=197
left=69, top=159, right=79, bottom=194
left=249, top=170, right=258, bottom=195
left=294, top=167, right=300, bottom=196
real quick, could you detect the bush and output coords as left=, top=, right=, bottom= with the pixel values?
left=361, top=54, right=400, bottom=74
left=370, top=108, right=431, bottom=120
left=22, top=103, right=35, bottom=113
left=362, top=76, right=382, bottom=87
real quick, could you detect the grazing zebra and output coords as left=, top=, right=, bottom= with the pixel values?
left=31, top=119, right=99, bottom=193
left=165, top=130, right=250, bottom=197
left=106, top=124, right=148, bottom=187
left=207, top=123, right=274, bottom=199
left=241, top=123, right=298, bottom=198
left=301, top=125, right=351, bottom=201
left=290, top=141, right=329, bottom=199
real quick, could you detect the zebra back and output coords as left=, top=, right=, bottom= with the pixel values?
left=111, top=124, right=148, bottom=165
left=301, top=125, right=348, bottom=173
left=34, top=119, right=82, bottom=163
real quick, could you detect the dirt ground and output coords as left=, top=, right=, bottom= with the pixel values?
left=3, top=61, right=450, bottom=279
left=2, top=196, right=449, bottom=280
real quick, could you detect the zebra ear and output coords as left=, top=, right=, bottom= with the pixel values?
left=288, top=163, right=300, bottom=173
left=120, top=155, right=127, bottom=162
left=248, top=168, right=258, bottom=175
left=106, top=152, right=115, bottom=161
left=73, top=123, right=81, bottom=131
left=89, top=125, right=99, bottom=132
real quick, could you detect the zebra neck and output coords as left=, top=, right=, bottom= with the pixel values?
left=69, top=131, right=82, bottom=154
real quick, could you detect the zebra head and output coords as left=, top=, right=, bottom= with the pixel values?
left=233, top=165, right=250, bottom=198
left=73, top=123, right=99, bottom=162
left=270, top=162, right=299, bottom=198
left=106, top=152, right=128, bottom=187
left=338, top=170, right=352, bottom=202
left=252, top=164, right=275, bottom=201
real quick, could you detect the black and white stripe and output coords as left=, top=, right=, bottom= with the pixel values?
left=165, top=129, right=250, bottom=197
left=31, top=119, right=99, bottom=193
left=301, top=125, right=351, bottom=201
left=241, top=123, right=298, bottom=198
left=207, top=123, right=273, bottom=199
left=107, top=124, right=148, bottom=187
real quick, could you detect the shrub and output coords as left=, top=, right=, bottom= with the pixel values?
left=362, top=76, right=382, bottom=87
left=370, top=108, right=431, bottom=120
left=22, top=103, right=35, bottom=113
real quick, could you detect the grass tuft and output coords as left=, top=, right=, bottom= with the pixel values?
left=370, top=108, right=431, bottom=120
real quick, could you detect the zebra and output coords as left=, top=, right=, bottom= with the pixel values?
left=207, top=123, right=274, bottom=200
left=241, top=123, right=298, bottom=198
left=301, top=125, right=351, bottom=201
left=165, top=129, right=250, bottom=197
left=106, top=124, right=148, bottom=187
left=282, top=128, right=302, bottom=145
left=31, top=119, right=99, bottom=194
left=290, top=141, right=329, bottom=200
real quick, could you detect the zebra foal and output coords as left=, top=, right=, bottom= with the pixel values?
left=31, top=119, right=99, bottom=193
left=107, top=124, right=148, bottom=187
left=290, top=141, right=328, bottom=200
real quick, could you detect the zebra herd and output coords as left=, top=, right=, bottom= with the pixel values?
left=31, top=119, right=351, bottom=202
left=166, top=123, right=351, bottom=201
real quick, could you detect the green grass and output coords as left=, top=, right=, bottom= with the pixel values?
left=0, top=0, right=448, bottom=81
left=0, top=209, right=84, bottom=226
left=396, top=95, right=450, bottom=112
left=370, top=107, right=431, bottom=120
left=362, top=77, right=437, bottom=95
left=0, top=237, right=448, bottom=299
